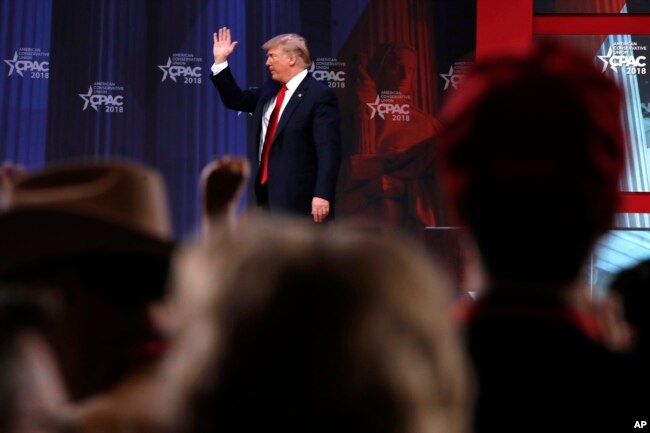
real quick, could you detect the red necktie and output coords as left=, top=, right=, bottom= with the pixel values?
left=260, top=85, right=288, bottom=184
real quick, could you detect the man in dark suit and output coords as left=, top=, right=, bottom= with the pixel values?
left=210, top=27, right=341, bottom=223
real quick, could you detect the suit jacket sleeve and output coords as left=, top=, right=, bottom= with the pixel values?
left=312, top=88, right=342, bottom=202
left=209, top=66, right=259, bottom=113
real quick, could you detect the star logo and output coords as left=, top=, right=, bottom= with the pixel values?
left=79, top=86, right=96, bottom=111
left=440, top=66, right=456, bottom=90
left=366, top=95, right=383, bottom=119
left=597, top=47, right=615, bottom=72
left=440, top=65, right=468, bottom=91
left=4, top=52, right=19, bottom=77
left=158, top=57, right=175, bottom=82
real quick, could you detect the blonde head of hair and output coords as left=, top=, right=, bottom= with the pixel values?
left=161, top=216, right=472, bottom=433
left=262, top=33, right=311, bottom=69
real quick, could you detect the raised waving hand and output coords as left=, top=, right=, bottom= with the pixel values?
left=213, top=27, right=238, bottom=64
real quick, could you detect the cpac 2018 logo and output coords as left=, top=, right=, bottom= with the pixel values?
left=79, top=86, right=124, bottom=113
left=598, top=47, right=647, bottom=74
left=4, top=51, right=49, bottom=78
left=366, top=95, right=410, bottom=120
left=158, top=56, right=202, bottom=84
left=309, top=59, right=346, bottom=89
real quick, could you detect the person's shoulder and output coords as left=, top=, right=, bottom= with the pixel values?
left=304, top=74, right=332, bottom=93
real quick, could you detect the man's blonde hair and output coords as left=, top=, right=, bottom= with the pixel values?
left=262, top=33, right=311, bottom=68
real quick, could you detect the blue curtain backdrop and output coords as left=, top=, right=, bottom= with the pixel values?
left=0, top=0, right=52, bottom=167
left=44, top=0, right=254, bottom=237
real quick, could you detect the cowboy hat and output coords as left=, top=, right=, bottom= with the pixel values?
left=0, top=159, right=174, bottom=276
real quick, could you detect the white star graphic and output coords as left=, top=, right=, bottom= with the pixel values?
left=158, top=57, right=175, bottom=82
left=4, top=52, right=19, bottom=77
left=366, top=95, right=383, bottom=119
left=597, top=47, right=615, bottom=73
left=440, top=66, right=455, bottom=90
left=79, top=86, right=96, bottom=111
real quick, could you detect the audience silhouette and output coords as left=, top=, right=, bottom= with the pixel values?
left=438, top=40, right=640, bottom=431
left=0, top=160, right=175, bottom=431
left=157, top=218, right=472, bottom=433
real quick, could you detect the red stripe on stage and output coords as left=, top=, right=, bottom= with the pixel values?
left=534, top=15, right=650, bottom=35
left=618, top=192, right=650, bottom=213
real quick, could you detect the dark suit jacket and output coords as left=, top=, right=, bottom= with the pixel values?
left=210, top=67, right=341, bottom=217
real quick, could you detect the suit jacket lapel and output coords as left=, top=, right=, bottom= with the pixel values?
left=273, top=75, right=311, bottom=140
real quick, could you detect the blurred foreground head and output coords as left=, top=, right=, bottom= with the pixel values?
left=0, top=160, right=174, bottom=400
left=162, top=218, right=471, bottom=433
left=438, top=40, right=626, bottom=286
